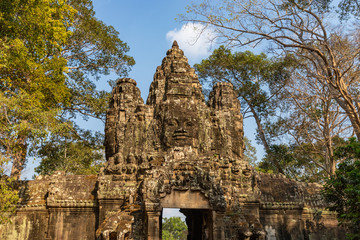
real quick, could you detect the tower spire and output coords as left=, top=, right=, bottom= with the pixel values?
left=146, top=40, right=204, bottom=104
left=172, top=40, right=179, bottom=48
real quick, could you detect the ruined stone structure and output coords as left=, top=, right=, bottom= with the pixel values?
left=0, top=41, right=345, bottom=240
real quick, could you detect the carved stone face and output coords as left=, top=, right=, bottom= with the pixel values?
left=161, top=103, right=199, bottom=147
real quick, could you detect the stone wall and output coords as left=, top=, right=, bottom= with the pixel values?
left=0, top=173, right=98, bottom=240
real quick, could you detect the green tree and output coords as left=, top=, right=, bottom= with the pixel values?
left=62, top=0, right=134, bottom=120
left=323, top=138, right=360, bottom=239
left=258, top=143, right=330, bottom=181
left=33, top=0, right=135, bottom=176
left=0, top=0, right=75, bottom=180
left=0, top=0, right=74, bottom=221
left=195, top=46, right=293, bottom=173
left=162, top=217, right=188, bottom=240
left=244, top=137, right=257, bottom=167
left=0, top=0, right=134, bottom=179
left=34, top=130, right=105, bottom=175
left=258, top=144, right=299, bottom=177
left=0, top=175, right=19, bottom=224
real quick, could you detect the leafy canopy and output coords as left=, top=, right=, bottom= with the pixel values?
left=323, top=138, right=360, bottom=239
left=195, top=46, right=294, bottom=174
left=33, top=0, right=135, bottom=176
left=162, top=217, right=188, bottom=240
left=0, top=177, right=19, bottom=224
left=195, top=46, right=292, bottom=119
left=0, top=0, right=135, bottom=178
left=0, top=0, right=76, bottom=179
left=35, top=130, right=105, bottom=175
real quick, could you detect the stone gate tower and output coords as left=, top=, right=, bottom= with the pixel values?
left=98, top=41, right=253, bottom=239
left=95, top=41, right=343, bottom=239
left=0, top=41, right=344, bottom=240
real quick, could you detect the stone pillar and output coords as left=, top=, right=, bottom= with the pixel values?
left=147, top=211, right=161, bottom=240
left=213, top=211, right=225, bottom=240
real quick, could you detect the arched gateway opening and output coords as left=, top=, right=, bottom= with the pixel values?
left=178, top=209, right=213, bottom=240
left=149, top=190, right=214, bottom=240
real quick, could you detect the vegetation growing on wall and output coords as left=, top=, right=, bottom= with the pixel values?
left=323, top=138, right=360, bottom=239
left=162, top=217, right=188, bottom=240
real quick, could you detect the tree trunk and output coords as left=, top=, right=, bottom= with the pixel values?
left=335, top=99, right=360, bottom=140
left=247, top=103, right=285, bottom=174
left=330, top=82, right=360, bottom=140
left=323, top=106, right=336, bottom=176
left=10, top=136, right=27, bottom=180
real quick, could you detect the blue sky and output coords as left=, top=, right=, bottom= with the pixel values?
left=92, top=0, right=216, bottom=96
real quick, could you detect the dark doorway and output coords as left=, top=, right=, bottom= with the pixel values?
left=180, top=209, right=213, bottom=240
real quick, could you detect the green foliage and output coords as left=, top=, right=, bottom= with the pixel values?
left=63, top=0, right=135, bottom=121
left=0, top=175, right=19, bottom=224
left=195, top=46, right=293, bottom=119
left=162, top=217, right=188, bottom=240
left=258, top=144, right=301, bottom=177
left=244, top=137, right=257, bottom=166
left=334, top=137, right=360, bottom=160
left=195, top=46, right=295, bottom=174
left=257, top=144, right=327, bottom=182
left=35, top=130, right=105, bottom=175
left=0, top=0, right=133, bottom=219
left=0, top=0, right=76, bottom=178
left=33, top=0, right=135, bottom=176
left=0, top=0, right=135, bottom=179
left=323, top=138, right=360, bottom=239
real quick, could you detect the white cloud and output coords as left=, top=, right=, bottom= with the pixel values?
left=166, top=23, right=216, bottom=61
